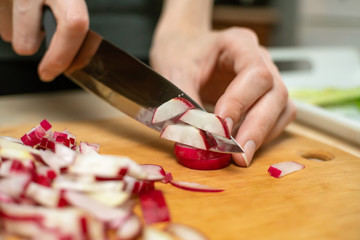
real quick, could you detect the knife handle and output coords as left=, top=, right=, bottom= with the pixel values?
left=42, top=7, right=57, bottom=48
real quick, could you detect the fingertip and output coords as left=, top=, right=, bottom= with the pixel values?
left=38, top=67, right=56, bottom=82
left=233, top=140, right=256, bottom=167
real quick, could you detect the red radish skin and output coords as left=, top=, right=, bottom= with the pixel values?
left=152, top=97, right=194, bottom=124
left=174, top=143, right=231, bottom=170
left=139, top=189, right=171, bottom=225
left=268, top=161, right=305, bottom=178
left=179, top=109, right=231, bottom=138
left=160, top=124, right=217, bottom=150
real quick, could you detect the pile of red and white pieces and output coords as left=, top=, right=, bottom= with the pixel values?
left=0, top=119, right=221, bottom=240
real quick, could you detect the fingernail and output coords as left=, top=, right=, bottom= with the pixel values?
left=225, top=117, right=233, bottom=132
left=241, top=140, right=256, bottom=167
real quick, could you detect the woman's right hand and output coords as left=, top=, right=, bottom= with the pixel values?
left=0, top=0, right=89, bottom=81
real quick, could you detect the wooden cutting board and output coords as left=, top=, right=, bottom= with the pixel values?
left=1, top=118, right=360, bottom=240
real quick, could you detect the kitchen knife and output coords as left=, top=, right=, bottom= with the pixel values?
left=42, top=8, right=243, bottom=153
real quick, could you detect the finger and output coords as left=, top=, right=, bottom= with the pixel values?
left=12, top=0, right=44, bottom=55
left=38, top=0, right=89, bottom=81
left=0, top=0, right=13, bottom=42
left=263, top=99, right=297, bottom=144
left=214, top=49, right=274, bottom=128
left=232, top=80, right=289, bottom=167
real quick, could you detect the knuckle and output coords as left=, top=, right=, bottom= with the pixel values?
left=250, top=65, right=274, bottom=89
left=64, top=14, right=89, bottom=33
left=223, top=27, right=259, bottom=44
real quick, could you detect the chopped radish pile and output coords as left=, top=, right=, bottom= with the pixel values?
left=174, top=143, right=231, bottom=170
left=268, top=161, right=305, bottom=178
left=0, top=119, right=222, bottom=239
left=152, top=97, right=194, bottom=124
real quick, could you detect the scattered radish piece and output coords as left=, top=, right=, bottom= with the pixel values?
left=268, top=161, right=305, bottom=178
left=179, top=109, right=231, bottom=138
left=160, top=124, right=217, bottom=150
left=152, top=97, right=195, bottom=124
left=169, top=180, right=224, bottom=193
left=174, top=143, right=231, bottom=170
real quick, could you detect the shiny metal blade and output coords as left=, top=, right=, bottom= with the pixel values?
left=65, top=32, right=243, bottom=153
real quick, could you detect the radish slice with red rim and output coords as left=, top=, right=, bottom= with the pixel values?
left=169, top=180, right=224, bottom=193
left=268, top=161, right=305, bottom=178
left=139, top=189, right=171, bottom=225
left=160, top=124, right=217, bottom=150
left=140, top=164, right=167, bottom=181
left=174, top=143, right=231, bottom=170
left=152, top=97, right=195, bottom=124
left=179, top=109, right=231, bottom=139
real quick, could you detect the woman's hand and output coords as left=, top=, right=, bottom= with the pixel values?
left=151, top=1, right=296, bottom=167
left=0, top=0, right=89, bottom=81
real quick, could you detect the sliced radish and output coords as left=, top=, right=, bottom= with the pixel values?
left=115, top=214, right=142, bottom=240
left=139, top=189, right=171, bottom=225
left=52, top=175, right=125, bottom=193
left=64, top=191, right=131, bottom=224
left=160, top=124, right=217, bottom=150
left=0, top=173, right=31, bottom=198
left=69, top=154, right=146, bottom=179
left=152, top=97, right=194, bottom=124
left=144, top=226, right=174, bottom=240
left=25, top=182, right=62, bottom=207
left=169, top=180, right=224, bottom=193
left=87, top=191, right=130, bottom=207
left=166, top=223, right=209, bottom=240
left=179, top=109, right=231, bottom=138
left=174, top=143, right=231, bottom=170
left=140, top=164, right=167, bottom=181
left=268, top=161, right=305, bottom=178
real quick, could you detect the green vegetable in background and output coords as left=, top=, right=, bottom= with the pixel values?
left=290, top=87, right=360, bottom=119
left=289, top=87, right=360, bottom=106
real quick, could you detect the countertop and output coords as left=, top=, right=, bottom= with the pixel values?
left=0, top=89, right=359, bottom=158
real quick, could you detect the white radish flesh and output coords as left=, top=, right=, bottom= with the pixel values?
left=160, top=124, right=217, bottom=150
left=152, top=97, right=194, bottom=124
left=179, top=109, right=231, bottom=138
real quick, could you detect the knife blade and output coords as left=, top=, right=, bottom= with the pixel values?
left=43, top=8, right=243, bottom=153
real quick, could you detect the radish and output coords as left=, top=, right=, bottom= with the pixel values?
left=268, top=161, right=305, bottom=178
left=169, top=180, right=224, bottom=193
left=166, top=223, right=209, bottom=240
left=174, top=143, right=231, bottom=170
left=160, top=124, right=217, bottom=150
left=152, top=97, right=194, bottom=124
left=179, top=109, right=231, bottom=138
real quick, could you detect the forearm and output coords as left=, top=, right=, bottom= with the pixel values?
left=153, top=0, right=213, bottom=39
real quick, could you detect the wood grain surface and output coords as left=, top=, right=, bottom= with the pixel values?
left=1, top=118, right=360, bottom=240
